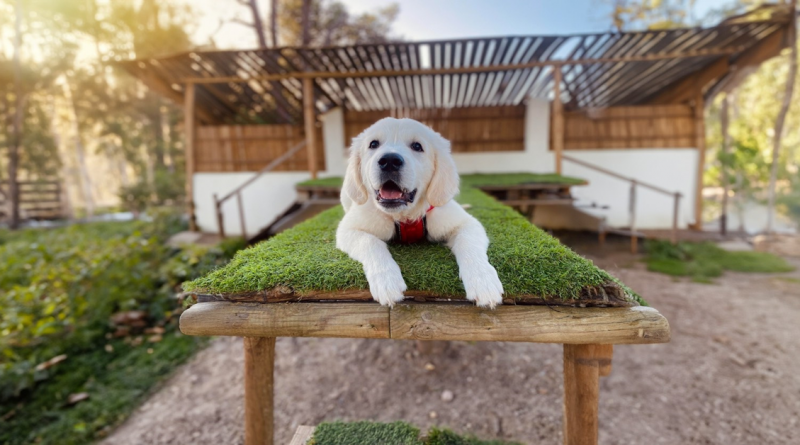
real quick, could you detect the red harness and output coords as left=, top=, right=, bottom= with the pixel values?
left=394, top=206, right=435, bottom=244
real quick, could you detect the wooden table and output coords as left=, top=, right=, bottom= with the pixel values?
left=180, top=301, right=670, bottom=445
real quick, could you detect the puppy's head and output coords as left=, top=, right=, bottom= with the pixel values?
left=343, top=118, right=459, bottom=216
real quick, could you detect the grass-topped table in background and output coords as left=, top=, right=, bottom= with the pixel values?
left=180, top=184, right=670, bottom=445
left=295, top=173, right=588, bottom=221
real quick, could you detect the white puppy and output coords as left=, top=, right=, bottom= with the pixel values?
left=336, top=117, right=504, bottom=308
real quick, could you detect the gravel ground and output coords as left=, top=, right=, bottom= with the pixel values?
left=100, top=254, right=800, bottom=445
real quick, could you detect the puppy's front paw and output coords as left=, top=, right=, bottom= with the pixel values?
left=366, top=271, right=407, bottom=307
left=462, top=263, right=504, bottom=309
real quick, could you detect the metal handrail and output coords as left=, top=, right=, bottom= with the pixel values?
left=214, top=140, right=307, bottom=239
left=562, top=154, right=682, bottom=250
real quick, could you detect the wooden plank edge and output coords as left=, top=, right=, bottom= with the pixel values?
left=179, top=301, right=391, bottom=339
left=289, top=425, right=316, bottom=445
left=389, top=304, right=670, bottom=345
left=191, top=281, right=638, bottom=308
left=180, top=301, right=669, bottom=345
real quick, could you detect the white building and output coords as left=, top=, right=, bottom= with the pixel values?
left=120, top=5, right=793, bottom=239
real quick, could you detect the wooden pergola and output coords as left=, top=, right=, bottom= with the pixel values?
left=120, top=3, right=795, bottom=230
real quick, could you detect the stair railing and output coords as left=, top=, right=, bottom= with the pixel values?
left=561, top=154, right=682, bottom=252
left=214, top=140, right=306, bottom=239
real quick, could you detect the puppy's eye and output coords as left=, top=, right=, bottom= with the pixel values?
left=369, top=140, right=380, bottom=149
left=410, top=142, right=423, bottom=152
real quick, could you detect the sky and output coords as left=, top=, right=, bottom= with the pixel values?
left=185, top=0, right=732, bottom=50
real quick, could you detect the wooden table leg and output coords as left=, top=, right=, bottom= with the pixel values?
left=563, top=344, right=613, bottom=445
left=244, top=337, right=276, bottom=445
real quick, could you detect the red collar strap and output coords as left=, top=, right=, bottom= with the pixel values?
left=393, top=206, right=435, bottom=244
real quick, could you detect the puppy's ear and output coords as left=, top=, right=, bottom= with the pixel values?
left=426, top=135, right=459, bottom=207
left=342, top=138, right=368, bottom=205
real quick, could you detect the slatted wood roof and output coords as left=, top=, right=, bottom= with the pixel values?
left=118, top=4, right=794, bottom=124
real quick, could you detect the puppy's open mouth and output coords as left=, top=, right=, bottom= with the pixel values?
left=376, top=180, right=416, bottom=208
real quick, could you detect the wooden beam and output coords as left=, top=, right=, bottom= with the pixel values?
left=137, top=70, right=216, bottom=124
left=691, top=95, right=706, bottom=230
left=244, top=337, right=275, bottom=445
left=184, top=83, right=198, bottom=232
left=303, top=78, right=319, bottom=179
left=180, top=302, right=670, bottom=344
left=388, top=304, right=669, bottom=344
left=180, top=302, right=391, bottom=339
left=181, top=46, right=750, bottom=85
left=650, top=57, right=730, bottom=104
left=552, top=66, right=565, bottom=174
left=732, top=26, right=788, bottom=68
left=705, top=27, right=790, bottom=99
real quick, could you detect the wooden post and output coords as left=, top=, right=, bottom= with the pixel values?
left=244, top=337, right=275, bottom=445
left=629, top=181, right=637, bottom=254
left=214, top=193, right=225, bottom=238
left=596, top=344, right=613, bottom=377
left=719, top=93, right=730, bottom=236
left=552, top=66, right=564, bottom=175
left=184, top=82, right=198, bottom=231
left=691, top=95, right=706, bottom=230
left=237, top=191, right=247, bottom=240
left=672, top=193, right=681, bottom=244
left=302, top=77, right=318, bottom=180
left=563, top=344, right=610, bottom=445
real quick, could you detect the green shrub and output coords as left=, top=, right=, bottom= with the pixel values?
left=0, top=213, right=243, bottom=444
left=644, top=240, right=793, bottom=282
left=0, top=213, right=231, bottom=402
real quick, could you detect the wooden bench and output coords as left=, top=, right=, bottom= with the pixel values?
left=180, top=300, right=670, bottom=445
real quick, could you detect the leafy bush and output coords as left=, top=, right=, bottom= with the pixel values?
left=0, top=212, right=236, bottom=402
left=118, top=168, right=185, bottom=214
left=644, top=240, right=794, bottom=282
left=0, top=213, right=244, bottom=443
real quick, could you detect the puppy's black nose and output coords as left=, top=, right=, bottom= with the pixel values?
left=378, top=153, right=404, bottom=172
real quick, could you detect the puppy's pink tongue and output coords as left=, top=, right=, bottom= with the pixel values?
left=380, top=188, right=403, bottom=199
left=379, top=185, right=403, bottom=199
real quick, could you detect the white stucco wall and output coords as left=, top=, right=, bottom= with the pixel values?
left=449, top=98, right=698, bottom=229
left=193, top=108, right=348, bottom=236
left=193, top=101, right=700, bottom=234
left=320, top=107, right=347, bottom=177
left=561, top=150, right=698, bottom=229
left=193, top=172, right=311, bottom=236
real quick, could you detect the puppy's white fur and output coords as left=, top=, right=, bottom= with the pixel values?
left=336, top=118, right=504, bottom=308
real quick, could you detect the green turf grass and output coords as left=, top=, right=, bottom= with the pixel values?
left=185, top=187, right=644, bottom=305
left=297, top=172, right=586, bottom=189
left=644, top=240, right=794, bottom=283
left=426, top=428, right=523, bottom=445
left=310, top=421, right=421, bottom=445
left=308, top=421, right=521, bottom=445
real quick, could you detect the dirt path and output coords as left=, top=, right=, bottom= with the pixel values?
left=100, top=256, right=800, bottom=445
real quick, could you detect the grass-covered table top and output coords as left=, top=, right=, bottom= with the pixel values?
left=184, top=185, right=643, bottom=307
left=309, top=421, right=520, bottom=445
left=297, top=172, right=588, bottom=189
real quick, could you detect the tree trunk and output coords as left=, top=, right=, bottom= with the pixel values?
left=160, top=103, right=174, bottom=173
left=9, top=0, right=24, bottom=229
left=63, top=81, right=96, bottom=218
left=301, top=0, right=311, bottom=47
left=720, top=92, right=731, bottom=235
left=246, top=0, right=268, bottom=48
left=244, top=0, right=293, bottom=123
left=270, top=0, right=278, bottom=46
left=48, top=95, right=74, bottom=220
left=766, top=5, right=797, bottom=233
